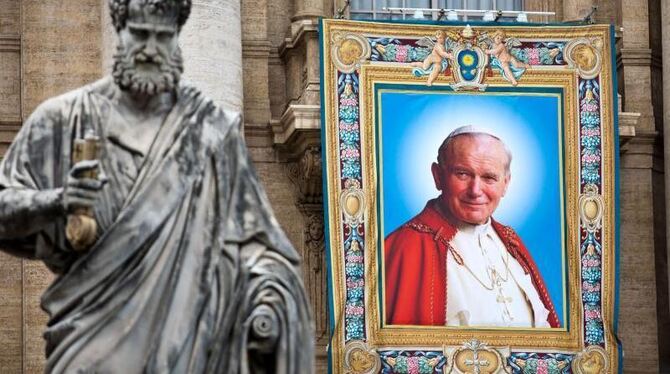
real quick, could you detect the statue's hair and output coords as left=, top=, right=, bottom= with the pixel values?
left=109, top=0, right=192, bottom=31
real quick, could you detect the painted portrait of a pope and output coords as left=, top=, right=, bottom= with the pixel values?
left=379, top=91, right=566, bottom=328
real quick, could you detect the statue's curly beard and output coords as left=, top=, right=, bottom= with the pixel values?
left=112, top=43, right=183, bottom=96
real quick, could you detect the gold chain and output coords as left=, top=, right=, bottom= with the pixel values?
left=447, top=238, right=512, bottom=291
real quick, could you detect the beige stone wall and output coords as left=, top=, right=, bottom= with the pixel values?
left=0, top=0, right=21, bottom=155
left=0, top=1, right=23, bottom=371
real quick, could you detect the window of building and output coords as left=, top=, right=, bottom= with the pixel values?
left=349, top=0, right=523, bottom=21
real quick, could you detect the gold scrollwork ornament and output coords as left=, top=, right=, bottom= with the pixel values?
left=331, top=32, right=371, bottom=73
left=572, top=346, right=608, bottom=374
left=344, top=340, right=381, bottom=374
left=565, top=38, right=603, bottom=79
left=444, top=340, right=510, bottom=374
left=579, top=184, right=604, bottom=232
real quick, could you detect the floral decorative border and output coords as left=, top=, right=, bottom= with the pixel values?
left=379, top=351, right=447, bottom=374
left=509, top=353, right=574, bottom=374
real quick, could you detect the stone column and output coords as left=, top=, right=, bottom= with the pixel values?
left=293, top=0, right=325, bottom=19
left=617, top=0, right=661, bottom=372
left=101, top=1, right=116, bottom=75
left=242, top=0, right=271, bottom=127
left=180, top=0, right=243, bottom=112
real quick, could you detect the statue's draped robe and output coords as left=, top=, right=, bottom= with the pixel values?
left=0, top=78, right=313, bottom=373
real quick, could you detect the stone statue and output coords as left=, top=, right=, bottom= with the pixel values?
left=0, top=0, right=314, bottom=372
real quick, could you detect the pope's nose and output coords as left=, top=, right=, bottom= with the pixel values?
left=467, top=177, right=484, bottom=196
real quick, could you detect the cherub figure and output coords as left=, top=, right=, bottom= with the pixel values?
left=411, top=30, right=453, bottom=86
left=484, top=30, right=530, bottom=86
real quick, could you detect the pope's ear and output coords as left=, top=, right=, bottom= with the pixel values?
left=502, top=174, right=511, bottom=196
left=431, top=162, right=442, bottom=191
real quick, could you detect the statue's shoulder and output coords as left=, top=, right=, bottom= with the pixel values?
left=30, top=78, right=112, bottom=122
left=177, top=80, right=243, bottom=133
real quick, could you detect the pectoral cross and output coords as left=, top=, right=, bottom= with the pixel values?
left=464, top=347, right=490, bottom=374
left=495, top=284, right=514, bottom=323
left=496, top=295, right=513, bottom=304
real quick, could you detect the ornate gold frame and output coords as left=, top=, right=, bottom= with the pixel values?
left=321, top=19, right=618, bottom=374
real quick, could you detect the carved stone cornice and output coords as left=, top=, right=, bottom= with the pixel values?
left=291, top=12, right=324, bottom=23
left=242, top=39, right=272, bottom=59
left=618, top=111, right=639, bottom=147
left=620, top=129, right=662, bottom=170
left=273, top=104, right=321, bottom=157
left=0, top=117, right=21, bottom=126
left=0, top=121, right=22, bottom=158
left=279, top=18, right=319, bottom=59
left=268, top=48, right=282, bottom=66
left=0, top=34, right=20, bottom=52
left=617, top=48, right=653, bottom=68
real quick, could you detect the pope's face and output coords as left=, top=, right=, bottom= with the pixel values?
left=431, top=134, right=510, bottom=226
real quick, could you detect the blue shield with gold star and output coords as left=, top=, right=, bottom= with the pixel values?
left=457, top=49, right=479, bottom=81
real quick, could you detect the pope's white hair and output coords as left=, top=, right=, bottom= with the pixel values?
left=437, top=125, right=513, bottom=175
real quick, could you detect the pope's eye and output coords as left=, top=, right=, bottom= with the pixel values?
left=483, top=175, right=499, bottom=183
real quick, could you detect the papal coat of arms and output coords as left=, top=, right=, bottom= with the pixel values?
left=411, top=25, right=530, bottom=90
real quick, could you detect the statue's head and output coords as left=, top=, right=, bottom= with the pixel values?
left=110, top=0, right=192, bottom=96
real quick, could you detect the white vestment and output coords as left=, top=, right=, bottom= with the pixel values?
left=445, top=220, right=550, bottom=327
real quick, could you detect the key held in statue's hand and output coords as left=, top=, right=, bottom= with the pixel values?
left=66, top=135, right=102, bottom=251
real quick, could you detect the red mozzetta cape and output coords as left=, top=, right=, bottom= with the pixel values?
left=384, top=199, right=560, bottom=327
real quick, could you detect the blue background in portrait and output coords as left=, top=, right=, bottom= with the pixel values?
left=378, top=88, right=565, bottom=326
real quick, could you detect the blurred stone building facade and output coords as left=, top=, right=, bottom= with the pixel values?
left=0, top=0, right=667, bottom=372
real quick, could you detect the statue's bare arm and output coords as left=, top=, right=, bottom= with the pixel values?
left=0, top=160, right=104, bottom=240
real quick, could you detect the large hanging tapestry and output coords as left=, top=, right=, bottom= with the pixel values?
left=320, top=18, right=620, bottom=374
